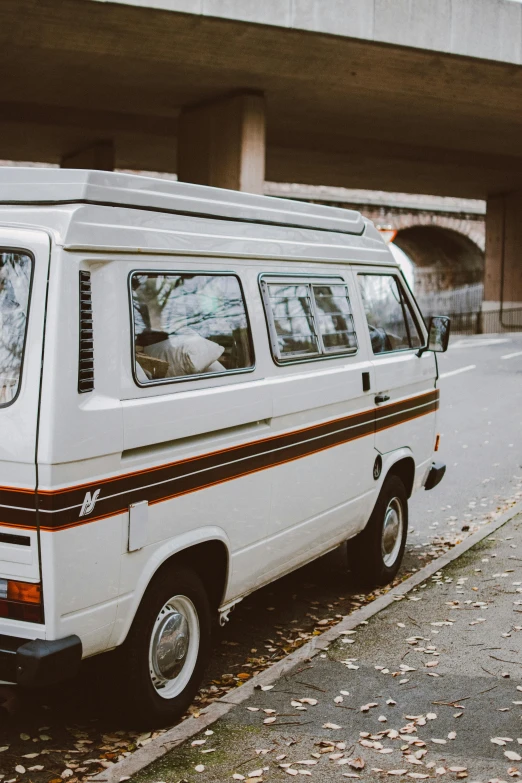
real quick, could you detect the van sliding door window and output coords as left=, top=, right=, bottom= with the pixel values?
left=358, top=274, right=422, bottom=354
left=130, top=272, right=254, bottom=385
left=260, top=278, right=358, bottom=364
left=0, top=252, right=32, bottom=406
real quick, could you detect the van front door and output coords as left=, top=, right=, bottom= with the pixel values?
left=356, top=270, right=438, bottom=481
left=0, top=229, right=50, bottom=594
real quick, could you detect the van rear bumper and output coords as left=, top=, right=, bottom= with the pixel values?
left=0, top=634, right=82, bottom=687
left=424, top=461, right=446, bottom=491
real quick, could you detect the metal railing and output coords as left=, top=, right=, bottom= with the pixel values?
left=417, top=283, right=484, bottom=317
left=444, top=307, right=522, bottom=336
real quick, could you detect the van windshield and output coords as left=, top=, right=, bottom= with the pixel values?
left=0, top=252, right=32, bottom=406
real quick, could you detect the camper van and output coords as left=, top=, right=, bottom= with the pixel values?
left=0, top=169, right=448, bottom=723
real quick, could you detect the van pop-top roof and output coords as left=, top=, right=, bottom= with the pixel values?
left=0, top=168, right=365, bottom=236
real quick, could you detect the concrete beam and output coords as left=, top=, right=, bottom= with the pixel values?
left=178, top=93, right=265, bottom=193
left=484, top=191, right=522, bottom=307
left=61, top=140, right=115, bottom=170
left=85, top=0, right=522, bottom=67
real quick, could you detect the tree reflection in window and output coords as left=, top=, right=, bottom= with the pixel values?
left=0, top=252, right=32, bottom=405
left=131, top=273, right=253, bottom=382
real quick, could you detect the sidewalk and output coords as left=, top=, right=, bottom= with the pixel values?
left=132, top=513, right=522, bottom=783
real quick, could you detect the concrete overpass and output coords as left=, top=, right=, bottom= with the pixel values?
left=1, top=0, right=522, bottom=306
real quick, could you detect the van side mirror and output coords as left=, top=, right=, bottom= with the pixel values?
left=417, top=315, right=451, bottom=356
left=427, top=315, right=451, bottom=353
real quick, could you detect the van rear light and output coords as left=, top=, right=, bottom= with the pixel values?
left=78, top=270, right=94, bottom=393
left=434, top=434, right=440, bottom=452
left=0, top=579, right=43, bottom=623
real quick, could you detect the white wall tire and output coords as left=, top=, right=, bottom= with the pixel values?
left=119, top=567, right=211, bottom=727
left=347, top=474, right=408, bottom=587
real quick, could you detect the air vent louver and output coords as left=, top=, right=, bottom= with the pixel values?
left=78, top=271, right=94, bottom=393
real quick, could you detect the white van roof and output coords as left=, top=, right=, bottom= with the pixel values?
left=0, top=168, right=365, bottom=236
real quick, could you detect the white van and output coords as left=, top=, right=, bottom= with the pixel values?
left=0, top=169, right=448, bottom=723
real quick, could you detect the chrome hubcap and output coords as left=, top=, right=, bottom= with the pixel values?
left=149, top=595, right=199, bottom=699
left=382, top=497, right=403, bottom=568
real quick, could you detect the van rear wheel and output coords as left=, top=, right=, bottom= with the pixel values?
left=120, top=567, right=211, bottom=727
left=347, top=474, right=408, bottom=588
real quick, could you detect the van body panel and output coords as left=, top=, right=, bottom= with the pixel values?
left=37, top=249, right=124, bottom=466
left=39, top=520, right=123, bottom=650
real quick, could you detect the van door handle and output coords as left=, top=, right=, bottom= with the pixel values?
left=375, top=393, right=390, bottom=404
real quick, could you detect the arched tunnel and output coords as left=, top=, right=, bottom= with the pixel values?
left=393, top=225, right=484, bottom=294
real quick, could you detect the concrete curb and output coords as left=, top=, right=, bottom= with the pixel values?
left=93, top=498, right=522, bottom=783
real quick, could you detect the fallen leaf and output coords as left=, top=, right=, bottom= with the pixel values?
left=323, top=723, right=342, bottom=730
left=348, top=758, right=365, bottom=770
left=388, top=771, right=408, bottom=776
left=506, top=752, right=522, bottom=762
left=15, top=766, right=25, bottom=774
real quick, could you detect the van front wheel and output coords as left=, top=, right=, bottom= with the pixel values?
left=120, top=567, right=211, bottom=726
left=347, top=474, right=408, bottom=587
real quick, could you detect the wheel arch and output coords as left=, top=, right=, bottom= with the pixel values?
left=384, top=454, right=416, bottom=498
left=111, top=528, right=230, bottom=648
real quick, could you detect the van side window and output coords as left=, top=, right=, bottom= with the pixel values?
left=358, top=274, right=422, bottom=354
left=130, top=272, right=254, bottom=384
left=261, top=278, right=357, bottom=363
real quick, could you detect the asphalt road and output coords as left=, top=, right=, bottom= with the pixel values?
left=409, top=331, right=522, bottom=546
left=1, top=332, right=521, bottom=782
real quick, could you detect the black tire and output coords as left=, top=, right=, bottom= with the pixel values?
left=118, top=567, right=211, bottom=727
left=347, top=474, right=408, bottom=588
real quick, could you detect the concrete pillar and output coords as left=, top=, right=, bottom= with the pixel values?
left=177, top=92, right=265, bottom=194
left=61, top=140, right=115, bottom=170
left=484, top=191, right=522, bottom=308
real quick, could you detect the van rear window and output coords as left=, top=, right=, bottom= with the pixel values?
left=0, top=252, right=32, bottom=406
left=130, top=272, right=254, bottom=385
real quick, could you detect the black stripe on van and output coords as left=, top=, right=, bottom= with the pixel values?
left=0, top=389, right=439, bottom=532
